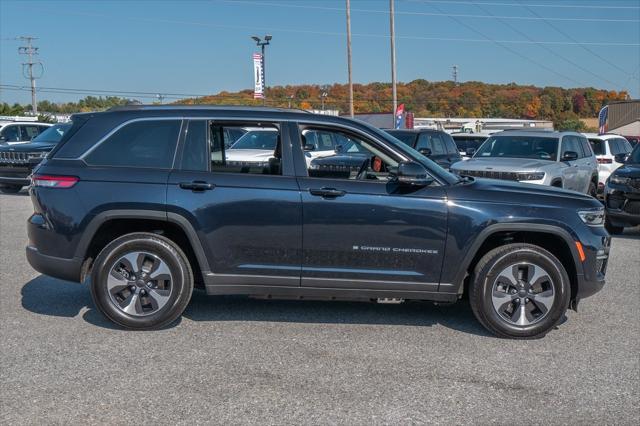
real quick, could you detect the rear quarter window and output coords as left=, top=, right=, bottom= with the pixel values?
left=84, top=120, right=181, bottom=168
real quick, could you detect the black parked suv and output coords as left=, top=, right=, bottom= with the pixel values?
left=26, top=106, right=609, bottom=338
left=0, top=123, right=71, bottom=193
left=604, top=143, right=640, bottom=234
left=385, top=129, right=462, bottom=169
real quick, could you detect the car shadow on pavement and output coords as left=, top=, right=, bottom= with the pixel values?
left=21, top=275, right=491, bottom=337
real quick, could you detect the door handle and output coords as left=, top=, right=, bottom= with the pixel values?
left=179, top=181, right=214, bottom=191
left=309, top=187, right=346, bottom=198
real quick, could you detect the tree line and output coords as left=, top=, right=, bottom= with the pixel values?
left=1, top=80, right=628, bottom=131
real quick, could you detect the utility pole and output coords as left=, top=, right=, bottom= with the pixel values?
left=452, top=65, right=458, bottom=84
left=251, top=35, right=272, bottom=106
left=389, top=0, right=397, bottom=115
left=18, top=36, right=43, bottom=115
left=346, top=0, right=354, bottom=117
left=288, top=94, right=294, bottom=109
left=320, top=89, right=328, bottom=111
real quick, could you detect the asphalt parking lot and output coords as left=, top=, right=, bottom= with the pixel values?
left=1, top=190, right=638, bottom=425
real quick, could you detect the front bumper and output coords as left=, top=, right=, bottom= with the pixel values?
left=604, top=183, right=640, bottom=227
left=0, top=163, right=34, bottom=186
left=574, top=227, right=610, bottom=301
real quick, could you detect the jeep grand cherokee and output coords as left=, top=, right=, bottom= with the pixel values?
left=26, top=106, right=609, bottom=338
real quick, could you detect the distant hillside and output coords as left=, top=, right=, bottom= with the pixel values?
left=177, top=80, right=628, bottom=129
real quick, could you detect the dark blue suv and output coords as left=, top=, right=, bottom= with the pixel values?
left=26, top=106, right=610, bottom=338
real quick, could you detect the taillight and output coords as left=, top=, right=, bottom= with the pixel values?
left=597, top=158, right=612, bottom=164
left=31, top=174, right=79, bottom=188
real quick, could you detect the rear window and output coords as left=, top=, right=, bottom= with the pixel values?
left=588, top=138, right=604, bottom=155
left=84, top=120, right=181, bottom=168
left=386, top=131, right=417, bottom=148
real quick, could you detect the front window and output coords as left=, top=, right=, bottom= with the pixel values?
left=31, top=123, right=71, bottom=144
left=229, top=130, right=278, bottom=150
left=588, top=138, right=604, bottom=155
left=476, top=136, right=559, bottom=160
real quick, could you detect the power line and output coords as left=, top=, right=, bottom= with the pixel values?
left=403, top=0, right=640, bottom=10
left=519, top=1, right=639, bottom=83
left=223, top=0, right=640, bottom=22
left=16, top=8, right=639, bottom=47
left=427, top=3, right=588, bottom=87
left=472, top=3, right=621, bottom=89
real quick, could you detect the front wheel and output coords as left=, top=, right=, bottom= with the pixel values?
left=605, top=217, right=624, bottom=235
left=90, top=232, right=194, bottom=329
left=469, top=243, right=571, bottom=339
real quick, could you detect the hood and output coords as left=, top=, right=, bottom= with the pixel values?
left=225, top=149, right=274, bottom=162
left=455, top=177, right=597, bottom=207
left=452, top=157, right=556, bottom=172
left=0, top=140, right=56, bottom=152
left=613, top=163, right=640, bottom=178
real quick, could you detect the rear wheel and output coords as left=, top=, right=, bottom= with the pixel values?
left=90, top=232, right=194, bottom=329
left=0, top=185, right=22, bottom=194
left=469, top=243, right=570, bottom=339
left=605, top=217, right=624, bottom=235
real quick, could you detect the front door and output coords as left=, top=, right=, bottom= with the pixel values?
left=560, top=136, right=580, bottom=191
left=295, top=125, right=448, bottom=292
left=167, top=119, right=302, bottom=287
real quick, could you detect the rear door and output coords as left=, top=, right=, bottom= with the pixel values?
left=442, top=133, right=462, bottom=168
left=576, top=135, right=596, bottom=193
left=167, top=119, right=302, bottom=288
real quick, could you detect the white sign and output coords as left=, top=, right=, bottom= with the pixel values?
left=253, top=53, right=264, bottom=99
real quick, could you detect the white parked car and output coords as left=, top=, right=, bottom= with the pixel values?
left=0, top=121, right=52, bottom=145
left=584, top=133, right=633, bottom=198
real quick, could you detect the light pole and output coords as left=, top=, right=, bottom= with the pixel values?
left=251, top=35, right=272, bottom=105
left=320, top=85, right=329, bottom=111
left=346, top=0, right=354, bottom=117
left=389, top=0, right=397, bottom=115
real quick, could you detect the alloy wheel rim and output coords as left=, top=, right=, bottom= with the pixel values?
left=491, top=262, right=555, bottom=326
left=106, top=251, right=173, bottom=317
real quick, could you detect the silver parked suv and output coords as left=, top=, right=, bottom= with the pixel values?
left=451, top=130, right=598, bottom=196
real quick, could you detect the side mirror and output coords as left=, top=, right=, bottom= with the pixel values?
left=418, top=147, right=432, bottom=157
left=303, top=143, right=315, bottom=152
left=614, top=153, right=628, bottom=164
left=394, top=161, right=434, bottom=187
left=562, top=151, right=579, bottom=162
left=334, top=144, right=344, bottom=153
left=465, top=147, right=476, bottom=156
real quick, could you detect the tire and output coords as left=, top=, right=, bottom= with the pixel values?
left=588, top=181, right=597, bottom=198
left=469, top=243, right=571, bottom=339
left=90, top=232, right=194, bottom=329
left=605, top=217, right=624, bottom=235
left=0, top=185, right=22, bottom=194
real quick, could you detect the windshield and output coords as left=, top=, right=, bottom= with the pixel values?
left=452, top=135, right=487, bottom=151
left=475, top=135, right=558, bottom=160
left=385, top=130, right=417, bottom=147
left=31, top=123, right=71, bottom=143
left=229, top=130, right=278, bottom=150
left=628, top=144, right=640, bottom=164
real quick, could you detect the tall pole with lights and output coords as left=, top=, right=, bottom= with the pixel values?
left=251, top=35, right=272, bottom=105
left=390, top=0, right=397, bottom=115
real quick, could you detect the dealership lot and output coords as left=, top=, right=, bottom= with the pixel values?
left=1, top=191, right=638, bottom=424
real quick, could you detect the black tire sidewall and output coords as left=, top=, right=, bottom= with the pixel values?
left=90, top=234, right=193, bottom=329
left=475, top=246, right=570, bottom=338
left=0, top=185, right=22, bottom=194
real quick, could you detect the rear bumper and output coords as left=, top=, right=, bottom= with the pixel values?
left=26, top=245, right=83, bottom=283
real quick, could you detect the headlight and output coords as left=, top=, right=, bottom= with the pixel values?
left=518, top=172, right=545, bottom=181
left=609, top=175, right=630, bottom=185
left=578, top=208, right=605, bottom=226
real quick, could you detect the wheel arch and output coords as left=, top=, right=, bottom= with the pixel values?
left=76, top=210, right=210, bottom=285
left=455, top=224, right=582, bottom=301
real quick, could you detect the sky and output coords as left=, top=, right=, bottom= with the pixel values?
left=1, top=0, right=639, bottom=106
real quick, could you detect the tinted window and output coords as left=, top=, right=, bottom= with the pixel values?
left=443, top=134, right=459, bottom=155
left=0, top=125, right=20, bottom=142
left=85, top=120, right=181, bottom=168
left=31, top=123, right=71, bottom=143
left=561, top=136, right=582, bottom=159
left=618, top=138, right=632, bottom=153
left=303, top=129, right=336, bottom=152
left=588, top=138, right=604, bottom=155
left=579, top=138, right=593, bottom=157
left=181, top=120, right=207, bottom=171
left=211, top=123, right=281, bottom=175
left=476, top=136, right=558, bottom=160
left=415, top=133, right=432, bottom=151
left=628, top=144, right=640, bottom=164
left=21, top=125, right=42, bottom=141
left=386, top=131, right=417, bottom=148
